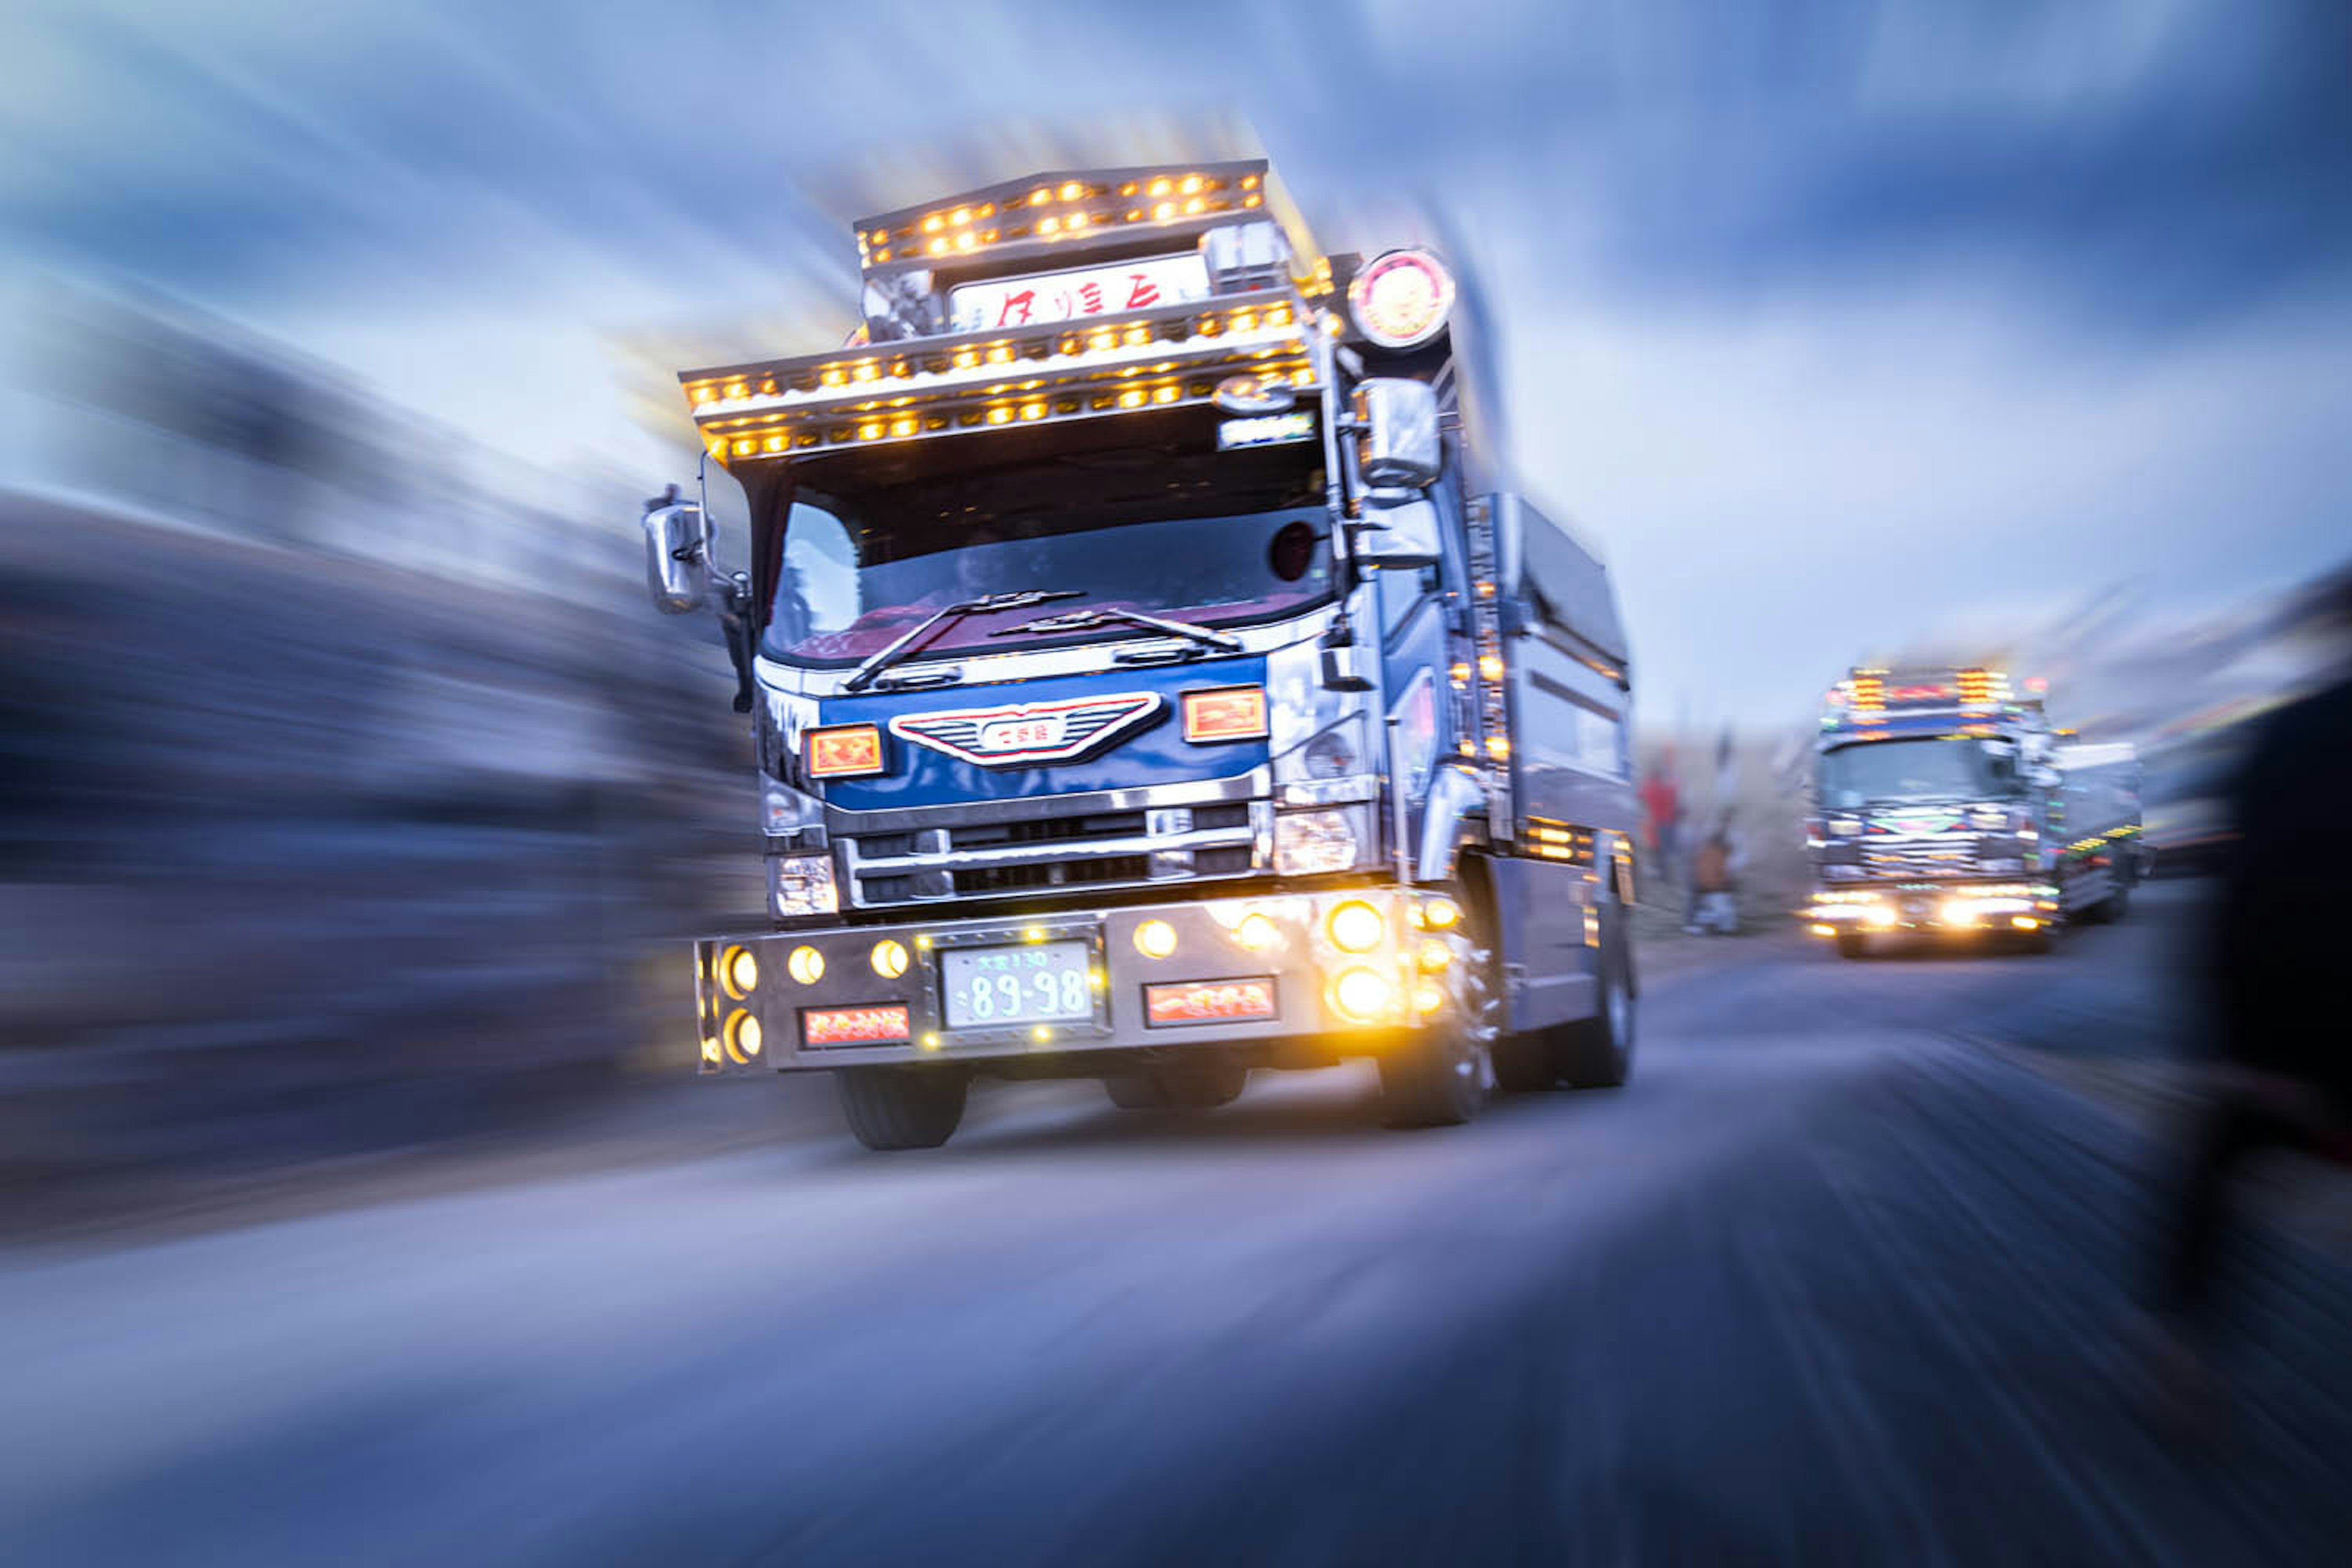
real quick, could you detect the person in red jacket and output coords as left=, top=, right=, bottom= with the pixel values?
left=1639, top=754, right=1684, bottom=906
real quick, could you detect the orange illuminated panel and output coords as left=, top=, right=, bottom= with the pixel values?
left=1181, top=685, right=1269, bottom=743
left=1144, top=977, right=1277, bottom=1028
left=806, top=723, right=884, bottom=778
left=802, top=1003, right=911, bottom=1047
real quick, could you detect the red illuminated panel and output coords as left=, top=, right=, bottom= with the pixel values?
left=1181, top=685, right=1269, bottom=743
left=1144, top=978, right=1277, bottom=1028
left=802, top=1003, right=912, bottom=1047
left=807, top=724, right=884, bottom=778
left=1891, top=684, right=1951, bottom=701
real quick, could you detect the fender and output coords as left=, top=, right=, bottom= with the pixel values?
left=1414, top=763, right=1491, bottom=884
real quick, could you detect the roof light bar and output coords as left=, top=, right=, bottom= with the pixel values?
left=855, top=162, right=1272, bottom=272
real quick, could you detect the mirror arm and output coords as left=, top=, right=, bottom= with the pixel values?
left=718, top=573, right=757, bottom=715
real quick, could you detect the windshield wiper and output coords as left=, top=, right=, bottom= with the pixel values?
left=990, top=605, right=1242, bottom=652
left=843, top=589, right=1083, bottom=692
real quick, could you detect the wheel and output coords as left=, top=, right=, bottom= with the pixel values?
left=2101, top=880, right=2132, bottom=923
left=1558, top=900, right=1636, bottom=1088
left=1378, top=887, right=1500, bottom=1126
left=1836, top=933, right=1868, bottom=960
left=835, top=1066, right=968, bottom=1150
left=1104, top=1065, right=1247, bottom=1110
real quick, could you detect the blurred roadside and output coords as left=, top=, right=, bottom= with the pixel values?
left=0, top=291, right=753, bottom=1189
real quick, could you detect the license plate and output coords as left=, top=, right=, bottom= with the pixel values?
left=940, top=940, right=1095, bottom=1029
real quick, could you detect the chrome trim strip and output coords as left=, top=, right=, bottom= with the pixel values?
left=848, top=823, right=1254, bottom=876
left=823, top=767, right=1268, bottom=835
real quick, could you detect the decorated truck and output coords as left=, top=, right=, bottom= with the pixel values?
left=641, top=160, right=1638, bottom=1147
left=1802, top=666, right=2147, bottom=956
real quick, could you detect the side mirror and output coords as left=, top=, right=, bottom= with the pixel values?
left=1353, top=379, right=1440, bottom=491
left=643, top=496, right=714, bottom=614
left=1356, top=494, right=1443, bottom=566
left=1319, top=642, right=1373, bottom=692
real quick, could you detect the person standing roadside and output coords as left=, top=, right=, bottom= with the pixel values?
left=2144, top=564, right=2352, bottom=1427
left=1640, top=751, right=1683, bottom=914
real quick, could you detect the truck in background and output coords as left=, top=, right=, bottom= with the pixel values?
left=1801, top=666, right=2148, bottom=956
left=639, top=161, right=1640, bottom=1148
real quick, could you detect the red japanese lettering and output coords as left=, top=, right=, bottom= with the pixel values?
left=1124, top=273, right=1161, bottom=309
left=1074, top=281, right=1104, bottom=315
left=996, top=290, right=1036, bottom=326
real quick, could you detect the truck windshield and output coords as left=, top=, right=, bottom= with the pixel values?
left=1819, top=738, right=2013, bottom=810
left=762, top=409, right=1332, bottom=666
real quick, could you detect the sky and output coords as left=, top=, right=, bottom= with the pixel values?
left=2, top=0, right=2346, bottom=723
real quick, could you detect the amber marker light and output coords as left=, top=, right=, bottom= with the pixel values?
left=805, top=723, right=884, bottom=778
left=720, top=945, right=759, bottom=998
left=1134, top=919, right=1178, bottom=959
left=1331, top=967, right=1392, bottom=1022
left=1234, top=912, right=1280, bottom=952
left=723, top=1009, right=763, bottom=1063
left=1328, top=900, right=1384, bottom=954
left=1182, top=685, right=1270, bottom=743
left=871, top=939, right=909, bottom=979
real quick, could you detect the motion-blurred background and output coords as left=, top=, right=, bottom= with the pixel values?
left=2, top=0, right=2346, bottom=1195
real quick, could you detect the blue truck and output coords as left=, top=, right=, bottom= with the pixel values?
left=641, top=161, right=1639, bottom=1147
left=1803, top=666, right=2148, bottom=956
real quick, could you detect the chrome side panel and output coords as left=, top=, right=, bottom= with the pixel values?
left=1485, top=854, right=1600, bottom=1031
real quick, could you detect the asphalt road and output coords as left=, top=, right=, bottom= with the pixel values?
left=6, top=883, right=2348, bottom=1566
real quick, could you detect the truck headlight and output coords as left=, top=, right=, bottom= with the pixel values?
left=770, top=852, right=839, bottom=918
left=1276, top=807, right=1363, bottom=876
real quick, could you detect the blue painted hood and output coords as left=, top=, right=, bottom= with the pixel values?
left=815, top=657, right=1270, bottom=810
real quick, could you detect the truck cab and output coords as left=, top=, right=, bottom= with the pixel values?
left=643, top=162, right=1638, bottom=1147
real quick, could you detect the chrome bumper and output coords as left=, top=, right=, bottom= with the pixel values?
left=694, top=886, right=1449, bottom=1073
left=1802, top=881, right=2060, bottom=935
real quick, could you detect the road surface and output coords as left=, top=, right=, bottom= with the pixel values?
left=5, top=882, right=2348, bottom=1565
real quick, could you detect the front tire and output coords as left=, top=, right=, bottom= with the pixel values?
left=837, top=1067, right=968, bottom=1150
left=1558, top=903, right=1636, bottom=1088
left=1837, top=933, right=1868, bottom=960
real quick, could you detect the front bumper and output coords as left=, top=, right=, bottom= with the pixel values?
left=1801, top=881, right=2061, bottom=937
left=693, top=886, right=1459, bottom=1073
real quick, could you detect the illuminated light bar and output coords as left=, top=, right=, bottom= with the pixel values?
left=805, top=723, right=885, bottom=778
left=685, top=298, right=1306, bottom=418
left=1347, top=248, right=1456, bottom=349
left=802, top=1003, right=913, bottom=1048
left=688, top=307, right=1319, bottom=465
left=854, top=160, right=1283, bottom=274
left=1144, top=977, right=1278, bottom=1028
left=1181, top=685, right=1270, bottom=743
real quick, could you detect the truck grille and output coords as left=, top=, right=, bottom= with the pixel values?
left=842, top=801, right=1261, bottom=908
left=1861, top=843, right=1981, bottom=879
